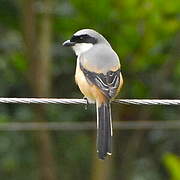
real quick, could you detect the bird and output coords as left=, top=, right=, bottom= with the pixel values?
left=63, top=29, right=123, bottom=160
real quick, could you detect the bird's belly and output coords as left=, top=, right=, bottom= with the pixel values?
left=75, top=63, right=107, bottom=104
left=75, top=64, right=95, bottom=103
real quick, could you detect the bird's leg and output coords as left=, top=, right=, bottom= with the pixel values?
left=83, top=97, right=89, bottom=110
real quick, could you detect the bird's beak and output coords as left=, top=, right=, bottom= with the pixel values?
left=62, top=40, right=75, bottom=47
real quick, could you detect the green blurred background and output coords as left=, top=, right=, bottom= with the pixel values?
left=0, top=0, right=180, bottom=180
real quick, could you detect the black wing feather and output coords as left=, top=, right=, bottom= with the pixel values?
left=80, top=63, right=121, bottom=99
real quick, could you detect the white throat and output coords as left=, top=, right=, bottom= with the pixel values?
left=72, top=43, right=93, bottom=56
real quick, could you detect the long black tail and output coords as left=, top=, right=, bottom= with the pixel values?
left=96, top=101, right=112, bottom=160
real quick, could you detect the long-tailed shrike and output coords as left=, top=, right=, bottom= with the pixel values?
left=63, top=29, right=123, bottom=160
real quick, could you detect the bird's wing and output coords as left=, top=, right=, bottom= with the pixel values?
left=80, top=63, right=121, bottom=99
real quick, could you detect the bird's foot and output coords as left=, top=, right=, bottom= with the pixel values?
left=83, top=97, right=89, bottom=110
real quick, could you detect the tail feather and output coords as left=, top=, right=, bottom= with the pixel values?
left=96, top=102, right=112, bottom=160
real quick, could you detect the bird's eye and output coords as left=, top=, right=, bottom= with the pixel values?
left=79, top=36, right=84, bottom=40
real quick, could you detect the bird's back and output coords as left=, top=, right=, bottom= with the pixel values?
left=80, top=44, right=120, bottom=74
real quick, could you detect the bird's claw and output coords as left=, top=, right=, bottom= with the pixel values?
left=83, top=97, right=89, bottom=110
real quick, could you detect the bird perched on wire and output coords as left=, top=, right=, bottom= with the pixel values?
left=63, top=29, right=123, bottom=160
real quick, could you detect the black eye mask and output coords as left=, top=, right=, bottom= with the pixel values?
left=70, top=34, right=97, bottom=44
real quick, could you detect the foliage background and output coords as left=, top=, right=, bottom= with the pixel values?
left=0, top=0, right=179, bottom=180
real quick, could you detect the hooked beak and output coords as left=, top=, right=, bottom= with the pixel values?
left=62, top=40, right=75, bottom=47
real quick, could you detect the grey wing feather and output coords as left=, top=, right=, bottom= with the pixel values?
left=80, top=63, right=121, bottom=99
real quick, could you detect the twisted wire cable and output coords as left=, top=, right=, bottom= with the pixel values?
left=0, top=98, right=179, bottom=131
left=0, top=98, right=180, bottom=105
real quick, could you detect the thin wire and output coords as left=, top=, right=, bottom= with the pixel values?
left=0, top=98, right=179, bottom=131
left=0, top=98, right=180, bottom=105
left=0, top=121, right=179, bottom=131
